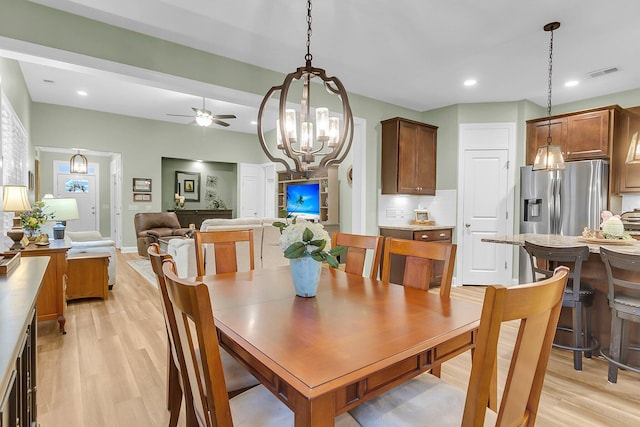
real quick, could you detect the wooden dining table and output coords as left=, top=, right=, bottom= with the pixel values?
left=199, top=266, right=482, bottom=427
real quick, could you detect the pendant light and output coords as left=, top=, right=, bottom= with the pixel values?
left=70, top=150, right=88, bottom=174
left=532, top=22, right=565, bottom=171
left=257, top=0, right=353, bottom=179
left=625, top=131, right=640, bottom=163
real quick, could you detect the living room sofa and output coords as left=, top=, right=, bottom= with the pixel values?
left=134, top=212, right=192, bottom=257
left=167, top=217, right=288, bottom=277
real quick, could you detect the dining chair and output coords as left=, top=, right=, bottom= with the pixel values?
left=523, top=241, right=598, bottom=370
left=161, top=261, right=361, bottom=427
left=194, top=229, right=255, bottom=276
left=599, top=247, right=640, bottom=383
left=349, top=266, right=569, bottom=427
left=332, top=232, right=383, bottom=279
left=148, top=243, right=189, bottom=427
left=148, top=245, right=260, bottom=426
left=381, top=237, right=456, bottom=297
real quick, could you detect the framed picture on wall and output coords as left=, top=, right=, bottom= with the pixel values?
left=133, top=193, right=152, bottom=202
left=133, top=178, right=152, bottom=192
left=175, top=171, right=200, bottom=201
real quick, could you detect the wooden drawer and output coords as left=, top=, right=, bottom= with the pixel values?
left=413, top=229, right=452, bottom=242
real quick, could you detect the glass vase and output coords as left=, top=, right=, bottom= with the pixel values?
left=289, top=255, right=322, bottom=298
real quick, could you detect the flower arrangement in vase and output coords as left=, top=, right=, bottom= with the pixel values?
left=273, top=217, right=345, bottom=297
left=20, top=200, right=51, bottom=239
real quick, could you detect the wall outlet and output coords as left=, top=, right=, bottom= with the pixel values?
left=386, top=208, right=397, bottom=218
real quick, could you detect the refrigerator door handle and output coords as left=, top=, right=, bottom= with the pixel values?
left=555, top=174, right=562, bottom=235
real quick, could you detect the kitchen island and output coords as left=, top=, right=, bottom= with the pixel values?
left=482, top=233, right=640, bottom=365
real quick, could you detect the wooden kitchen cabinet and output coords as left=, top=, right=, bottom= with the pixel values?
left=379, top=226, right=453, bottom=286
left=526, top=105, right=623, bottom=165
left=616, top=107, right=640, bottom=193
left=381, top=117, right=437, bottom=195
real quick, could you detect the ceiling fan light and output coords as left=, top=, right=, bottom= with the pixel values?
left=195, top=113, right=213, bottom=127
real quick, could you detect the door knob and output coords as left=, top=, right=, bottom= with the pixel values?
left=465, top=223, right=471, bottom=228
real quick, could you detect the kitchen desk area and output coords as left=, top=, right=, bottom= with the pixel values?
left=483, top=233, right=640, bottom=365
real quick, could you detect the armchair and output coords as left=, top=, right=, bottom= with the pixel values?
left=134, top=212, right=192, bottom=257
left=65, top=230, right=116, bottom=289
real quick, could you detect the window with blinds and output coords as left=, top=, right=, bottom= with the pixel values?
left=1, top=91, right=29, bottom=245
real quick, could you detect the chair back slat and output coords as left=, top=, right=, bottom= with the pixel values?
left=381, top=237, right=456, bottom=296
left=600, top=247, right=640, bottom=303
left=162, top=260, right=234, bottom=427
left=194, top=230, right=255, bottom=276
left=463, top=267, right=568, bottom=426
left=332, top=232, right=383, bottom=279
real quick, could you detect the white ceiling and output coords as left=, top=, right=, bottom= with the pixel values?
left=6, top=0, right=640, bottom=135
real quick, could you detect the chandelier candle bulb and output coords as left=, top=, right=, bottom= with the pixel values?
left=286, top=109, right=297, bottom=141
left=276, top=119, right=284, bottom=149
left=316, top=107, right=329, bottom=141
left=328, top=117, right=339, bottom=147
left=301, top=122, right=313, bottom=151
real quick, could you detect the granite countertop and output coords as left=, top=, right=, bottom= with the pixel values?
left=378, top=224, right=455, bottom=231
left=482, top=233, right=640, bottom=254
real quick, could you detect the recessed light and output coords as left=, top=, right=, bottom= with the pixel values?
left=463, top=79, right=477, bottom=87
left=77, top=90, right=88, bottom=96
left=565, top=80, right=579, bottom=87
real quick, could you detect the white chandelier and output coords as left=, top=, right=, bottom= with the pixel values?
left=257, top=0, right=353, bottom=178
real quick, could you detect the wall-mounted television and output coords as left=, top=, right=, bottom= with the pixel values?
left=286, top=182, right=320, bottom=219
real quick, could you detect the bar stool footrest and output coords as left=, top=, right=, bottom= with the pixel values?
left=553, top=326, right=600, bottom=352
left=599, top=346, right=640, bottom=375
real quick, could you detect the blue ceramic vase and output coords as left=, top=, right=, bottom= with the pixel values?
left=289, top=255, right=322, bottom=297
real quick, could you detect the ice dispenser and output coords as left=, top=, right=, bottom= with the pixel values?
left=523, top=198, right=542, bottom=222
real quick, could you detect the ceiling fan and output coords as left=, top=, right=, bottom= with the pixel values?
left=167, top=97, right=236, bottom=127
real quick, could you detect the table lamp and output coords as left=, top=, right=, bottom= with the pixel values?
left=42, top=197, right=79, bottom=239
left=2, top=185, right=32, bottom=250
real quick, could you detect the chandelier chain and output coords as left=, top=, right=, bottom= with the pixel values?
left=305, top=0, right=313, bottom=63
left=546, top=26, right=555, bottom=143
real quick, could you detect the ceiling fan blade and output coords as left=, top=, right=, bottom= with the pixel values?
left=212, top=119, right=231, bottom=127
left=212, top=114, right=236, bottom=119
left=167, top=113, right=193, bottom=118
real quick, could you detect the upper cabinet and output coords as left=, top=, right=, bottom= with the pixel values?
left=381, top=117, right=437, bottom=195
left=526, top=105, right=623, bottom=165
left=615, top=107, right=640, bottom=193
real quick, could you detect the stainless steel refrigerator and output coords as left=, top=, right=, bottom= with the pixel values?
left=519, top=159, right=608, bottom=282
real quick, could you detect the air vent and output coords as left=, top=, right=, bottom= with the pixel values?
left=43, top=79, right=55, bottom=84
left=588, top=67, right=619, bottom=78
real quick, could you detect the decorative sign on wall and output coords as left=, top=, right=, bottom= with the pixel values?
left=206, top=175, right=218, bottom=187
left=175, top=171, right=201, bottom=201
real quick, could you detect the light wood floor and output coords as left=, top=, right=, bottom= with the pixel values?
left=36, top=251, right=640, bottom=427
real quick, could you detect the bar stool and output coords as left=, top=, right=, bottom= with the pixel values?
left=524, top=241, right=599, bottom=370
left=599, top=247, right=640, bottom=383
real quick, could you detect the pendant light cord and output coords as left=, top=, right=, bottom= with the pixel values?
left=546, top=25, right=556, bottom=145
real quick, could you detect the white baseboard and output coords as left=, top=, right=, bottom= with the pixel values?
left=120, top=246, right=138, bottom=254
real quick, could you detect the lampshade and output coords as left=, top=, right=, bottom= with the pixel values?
left=625, top=131, right=640, bottom=164
left=42, top=197, right=79, bottom=221
left=70, top=151, right=88, bottom=174
left=532, top=144, right=566, bottom=171
left=2, top=185, right=31, bottom=212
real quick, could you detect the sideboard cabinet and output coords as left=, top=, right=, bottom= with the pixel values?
left=1, top=257, right=49, bottom=427
left=526, top=105, right=624, bottom=165
left=381, top=117, right=437, bottom=195
left=171, top=209, right=233, bottom=229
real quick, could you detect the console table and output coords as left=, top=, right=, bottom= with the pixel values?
left=11, top=240, right=70, bottom=334
left=170, top=209, right=233, bottom=228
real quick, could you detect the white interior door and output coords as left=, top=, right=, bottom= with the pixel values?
left=457, top=123, right=516, bottom=286
left=461, top=150, right=509, bottom=284
left=56, top=172, right=98, bottom=231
